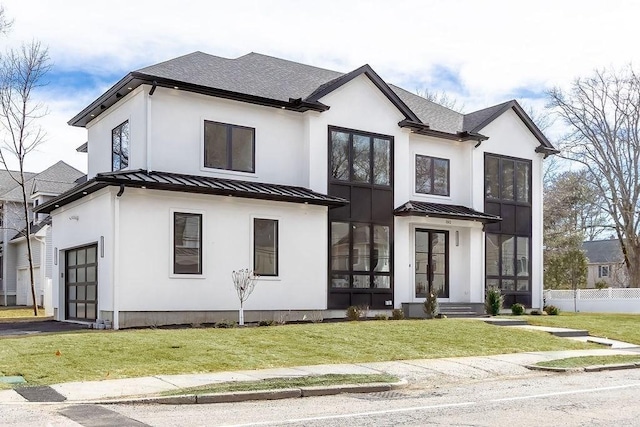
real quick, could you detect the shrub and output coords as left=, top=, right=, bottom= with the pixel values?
left=214, top=319, right=237, bottom=328
left=373, top=313, right=388, bottom=320
left=511, top=303, right=525, bottom=316
left=423, top=291, right=439, bottom=319
left=485, top=286, right=503, bottom=316
left=594, top=280, right=608, bottom=290
left=258, top=320, right=275, bottom=327
left=346, top=305, right=365, bottom=321
left=544, top=305, right=560, bottom=315
left=391, top=309, right=405, bottom=320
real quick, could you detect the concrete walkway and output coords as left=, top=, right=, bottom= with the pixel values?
left=1, top=321, right=638, bottom=405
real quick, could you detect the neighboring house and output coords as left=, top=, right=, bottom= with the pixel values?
left=36, top=52, right=556, bottom=328
left=0, top=161, right=85, bottom=306
left=582, top=239, right=629, bottom=288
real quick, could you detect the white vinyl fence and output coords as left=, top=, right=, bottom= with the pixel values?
left=545, top=288, right=640, bottom=313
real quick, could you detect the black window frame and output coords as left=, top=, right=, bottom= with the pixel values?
left=253, top=218, right=279, bottom=277
left=415, top=154, right=450, bottom=196
left=327, top=126, right=394, bottom=310
left=599, top=265, right=609, bottom=278
left=112, top=120, right=130, bottom=172
left=173, top=212, right=203, bottom=275
left=328, top=127, right=392, bottom=188
left=484, top=153, right=533, bottom=307
left=204, top=120, right=256, bottom=173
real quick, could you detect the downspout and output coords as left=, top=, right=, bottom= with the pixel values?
left=146, top=81, right=156, bottom=172
left=112, top=184, right=124, bottom=330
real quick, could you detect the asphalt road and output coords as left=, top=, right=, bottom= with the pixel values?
left=3, top=369, right=640, bottom=426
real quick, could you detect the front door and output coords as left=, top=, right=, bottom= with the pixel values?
left=415, top=229, right=449, bottom=298
left=65, top=245, right=98, bottom=321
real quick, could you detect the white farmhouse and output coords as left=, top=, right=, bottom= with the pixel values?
left=37, top=52, right=556, bottom=328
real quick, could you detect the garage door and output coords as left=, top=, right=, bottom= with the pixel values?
left=66, top=245, right=98, bottom=321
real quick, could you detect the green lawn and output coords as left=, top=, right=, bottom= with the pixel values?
left=0, top=307, right=46, bottom=320
left=536, top=355, right=640, bottom=369
left=524, top=312, right=640, bottom=344
left=0, top=319, right=592, bottom=386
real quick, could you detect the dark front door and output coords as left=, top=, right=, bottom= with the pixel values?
left=415, top=229, right=449, bottom=298
left=65, top=244, right=98, bottom=321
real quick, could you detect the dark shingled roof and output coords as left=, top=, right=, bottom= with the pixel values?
left=394, top=200, right=501, bottom=223
left=36, top=169, right=348, bottom=214
left=582, top=240, right=624, bottom=264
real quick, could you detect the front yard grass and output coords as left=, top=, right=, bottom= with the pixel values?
left=524, top=312, right=640, bottom=345
left=536, top=355, right=640, bottom=369
left=0, top=319, right=593, bottom=386
left=0, top=307, right=46, bottom=320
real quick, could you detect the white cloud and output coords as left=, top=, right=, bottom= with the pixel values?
left=2, top=0, right=640, bottom=170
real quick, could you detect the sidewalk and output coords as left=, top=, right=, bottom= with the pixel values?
left=2, top=321, right=639, bottom=405
left=1, top=347, right=638, bottom=405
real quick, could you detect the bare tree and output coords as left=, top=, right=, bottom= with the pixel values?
left=0, top=6, right=12, bottom=35
left=415, top=88, right=465, bottom=112
left=0, top=41, right=51, bottom=315
left=231, top=268, right=258, bottom=326
left=548, top=66, right=640, bottom=288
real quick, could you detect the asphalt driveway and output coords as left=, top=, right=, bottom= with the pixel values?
left=0, top=320, right=89, bottom=336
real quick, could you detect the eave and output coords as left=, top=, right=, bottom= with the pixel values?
left=69, top=73, right=330, bottom=128
left=36, top=170, right=349, bottom=214
left=398, top=119, right=488, bottom=142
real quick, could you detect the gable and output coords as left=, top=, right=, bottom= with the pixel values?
left=464, top=100, right=557, bottom=156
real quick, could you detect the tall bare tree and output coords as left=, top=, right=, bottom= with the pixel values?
left=415, top=88, right=465, bottom=112
left=0, top=41, right=51, bottom=315
left=548, top=66, right=640, bottom=288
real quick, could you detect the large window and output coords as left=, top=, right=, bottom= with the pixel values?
left=485, top=153, right=532, bottom=306
left=204, top=121, right=255, bottom=173
left=330, top=222, right=391, bottom=289
left=330, top=129, right=391, bottom=186
left=254, top=218, right=278, bottom=276
left=173, top=212, right=202, bottom=275
left=415, top=155, right=449, bottom=196
left=112, top=121, right=129, bottom=171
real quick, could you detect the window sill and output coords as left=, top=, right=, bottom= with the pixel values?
left=169, top=274, right=207, bottom=280
left=200, top=167, right=257, bottom=179
left=256, top=275, right=281, bottom=282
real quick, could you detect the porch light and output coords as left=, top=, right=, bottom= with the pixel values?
left=455, top=230, right=459, bottom=247
left=100, top=236, right=104, bottom=258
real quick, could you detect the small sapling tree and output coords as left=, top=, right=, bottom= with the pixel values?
left=232, top=268, right=258, bottom=326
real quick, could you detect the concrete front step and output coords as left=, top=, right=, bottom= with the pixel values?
left=402, top=302, right=486, bottom=319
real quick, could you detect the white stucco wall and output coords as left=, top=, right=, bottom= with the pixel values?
left=115, top=189, right=328, bottom=312
left=50, top=189, right=114, bottom=319
left=86, top=88, right=146, bottom=179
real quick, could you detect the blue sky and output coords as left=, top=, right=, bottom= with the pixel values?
left=3, top=0, right=640, bottom=172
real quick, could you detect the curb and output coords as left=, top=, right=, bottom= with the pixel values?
left=526, top=363, right=640, bottom=373
left=100, top=379, right=408, bottom=405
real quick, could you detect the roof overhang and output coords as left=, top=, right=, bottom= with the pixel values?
left=69, top=73, right=330, bottom=128
left=398, top=119, right=489, bottom=142
left=36, top=169, right=349, bottom=214
left=394, top=201, right=501, bottom=224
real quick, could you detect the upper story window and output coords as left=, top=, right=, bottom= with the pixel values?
left=415, top=155, right=449, bottom=196
left=112, top=121, right=130, bottom=171
left=485, top=154, right=530, bottom=203
left=173, top=212, right=202, bottom=275
left=599, top=265, right=609, bottom=278
left=204, top=121, right=255, bottom=173
left=330, top=128, right=391, bottom=186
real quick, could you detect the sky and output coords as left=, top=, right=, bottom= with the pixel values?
left=2, top=0, right=640, bottom=173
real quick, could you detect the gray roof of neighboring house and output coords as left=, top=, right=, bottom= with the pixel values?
left=0, top=170, right=37, bottom=196
left=1, top=161, right=85, bottom=202
left=582, top=240, right=624, bottom=264
left=70, top=51, right=556, bottom=150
